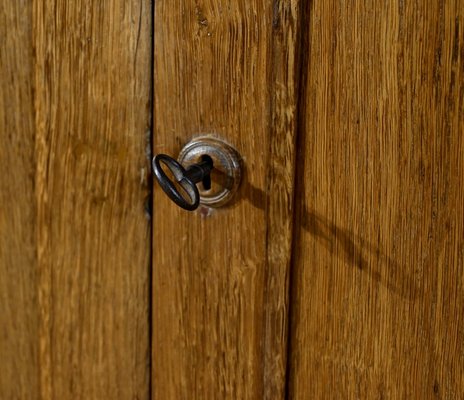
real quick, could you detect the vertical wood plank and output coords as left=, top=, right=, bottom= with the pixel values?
left=264, top=2, right=301, bottom=398
left=289, top=1, right=464, bottom=398
left=34, top=1, right=152, bottom=398
left=152, top=1, right=301, bottom=398
left=0, top=2, right=39, bottom=398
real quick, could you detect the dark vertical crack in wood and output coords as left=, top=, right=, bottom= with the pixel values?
left=148, top=1, right=155, bottom=399
left=285, top=1, right=312, bottom=399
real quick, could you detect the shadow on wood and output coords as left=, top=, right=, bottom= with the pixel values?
left=239, top=177, right=420, bottom=301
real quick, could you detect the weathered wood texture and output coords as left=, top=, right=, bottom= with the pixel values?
left=2, top=1, right=151, bottom=398
left=152, top=1, right=300, bottom=398
left=289, top=1, right=464, bottom=398
left=0, top=2, right=39, bottom=398
left=263, top=2, right=301, bottom=398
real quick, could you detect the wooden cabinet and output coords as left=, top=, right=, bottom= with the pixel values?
left=1, top=1, right=463, bottom=398
left=1, top=1, right=151, bottom=398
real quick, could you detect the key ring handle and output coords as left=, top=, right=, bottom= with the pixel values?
left=152, top=154, right=200, bottom=211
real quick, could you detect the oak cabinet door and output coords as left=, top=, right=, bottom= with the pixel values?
left=153, top=1, right=464, bottom=399
left=1, top=1, right=151, bottom=398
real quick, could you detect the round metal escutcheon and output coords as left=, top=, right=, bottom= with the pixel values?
left=178, top=136, right=242, bottom=208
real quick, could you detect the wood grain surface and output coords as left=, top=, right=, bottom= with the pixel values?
left=34, top=1, right=152, bottom=397
left=263, top=2, right=301, bottom=398
left=0, top=2, right=39, bottom=398
left=152, top=1, right=300, bottom=398
left=289, top=1, right=464, bottom=398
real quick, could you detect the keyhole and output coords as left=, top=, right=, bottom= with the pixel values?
left=200, top=154, right=212, bottom=191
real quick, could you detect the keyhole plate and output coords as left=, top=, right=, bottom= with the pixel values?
left=178, top=136, right=242, bottom=208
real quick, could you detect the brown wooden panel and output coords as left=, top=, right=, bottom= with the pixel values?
left=289, top=1, right=464, bottom=398
left=264, top=2, right=302, bottom=398
left=0, top=2, right=39, bottom=398
left=152, top=1, right=300, bottom=398
left=33, top=1, right=152, bottom=398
